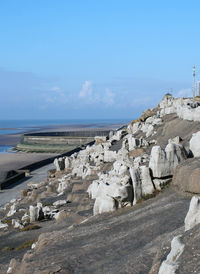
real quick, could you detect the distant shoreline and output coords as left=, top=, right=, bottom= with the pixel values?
left=0, top=121, right=128, bottom=147
left=0, top=122, right=127, bottom=183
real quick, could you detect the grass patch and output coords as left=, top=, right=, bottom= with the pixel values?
left=43, top=202, right=53, bottom=207
left=20, top=224, right=41, bottom=232
left=2, top=239, right=36, bottom=252
left=2, top=246, right=15, bottom=252
left=1, top=219, right=12, bottom=224
left=15, top=240, right=35, bottom=251
left=137, top=190, right=161, bottom=204
left=143, top=189, right=160, bottom=200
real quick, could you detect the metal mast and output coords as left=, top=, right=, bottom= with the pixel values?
left=193, top=65, right=196, bottom=98
left=199, top=81, right=200, bottom=96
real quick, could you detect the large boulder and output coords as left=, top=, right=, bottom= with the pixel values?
left=184, top=196, right=200, bottom=231
left=173, top=158, right=200, bottom=194
left=129, top=167, right=142, bottom=204
left=139, top=166, right=155, bottom=196
left=93, top=196, right=116, bottom=215
left=189, top=131, right=200, bottom=157
left=158, top=235, right=185, bottom=274
left=104, top=150, right=117, bottom=162
left=53, top=157, right=65, bottom=171
left=149, top=146, right=168, bottom=178
left=149, top=143, right=187, bottom=178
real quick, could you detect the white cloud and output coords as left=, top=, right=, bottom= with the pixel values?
left=41, top=86, right=69, bottom=106
left=103, top=88, right=115, bottom=106
left=50, top=86, right=61, bottom=92
left=79, top=81, right=93, bottom=97
left=79, top=81, right=116, bottom=106
left=176, top=88, right=192, bottom=98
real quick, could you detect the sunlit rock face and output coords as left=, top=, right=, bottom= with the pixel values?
left=189, top=131, right=200, bottom=157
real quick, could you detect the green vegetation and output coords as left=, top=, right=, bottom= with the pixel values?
left=20, top=224, right=41, bottom=232
left=2, top=239, right=36, bottom=252
left=16, top=143, right=77, bottom=153
left=15, top=239, right=35, bottom=251
left=1, top=219, right=12, bottom=224
left=2, top=246, right=15, bottom=252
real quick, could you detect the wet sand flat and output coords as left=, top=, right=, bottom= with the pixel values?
left=0, top=152, right=58, bottom=182
left=0, top=123, right=123, bottom=183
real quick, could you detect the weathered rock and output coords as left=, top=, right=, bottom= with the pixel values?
left=12, top=219, right=23, bottom=229
left=153, top=178, right=171, bottom=191
left=158, top=235, right=185, bottom=274
left=104, top=150, right=117, bottom=162
left=7, top=203, right=17, bottom=217
left=129, top=167, right=142, bottom=204
left=53, top=200, right=66, bottom=207
left=173, top=158, right=200, bottom=194
left=0, top=221, right=8, bottom=229
left=64, top=157, right=71, bottom=169
left=149, top=143, right=187, bottom=178
left=54, top=157, right=65, bottom=172
left=139, top=166, right=155, bottom=196
left=57, top=176, right=70, bottom=194
left=149, top=146, right=168, bottom=178
left=95, top=136, right=107, bottom=145
left=93, top=196, right=116, bottom=215
left=29, top=203, right=44, bottom=222
left=184, top=196, right=200, bottom=231
left=189, top=130, right=200, bottom=157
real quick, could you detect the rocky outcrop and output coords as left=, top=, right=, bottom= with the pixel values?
left=3, top=95, right=200, bottom=273
left=149, top=141, right=187, bottom=178
left=189, top=130, right=200, bottom=157
left=157, top=195, right=200, bottom=273
left=158, top=235, right=185, bottom=274
left=159, top=94, right=200, bottom=122
left=184, top=196, right=200, bottom=231
left=173, top=158, right=200, bottom=194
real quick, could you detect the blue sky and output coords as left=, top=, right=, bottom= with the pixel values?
left=0, top=0, right=200, bottom=120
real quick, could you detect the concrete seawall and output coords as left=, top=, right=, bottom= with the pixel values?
left=0, top=140, right=95, bottom=189
left=1, top=129, right=113, bottom=189
left=17, top=130, right=112, bottom=152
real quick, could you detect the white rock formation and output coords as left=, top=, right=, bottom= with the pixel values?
left=29, top=203, right=44, bottom=222
left=64, top=157, right=71, bottom=169
left=53, top=200, right=66, bottom=207
left=149, top=143, right=187, bottom=178
left=54, top=157, right=65, bottom=171
left=12, top=219, right=23, bottom=229
left=29, top=205, right=37, bottom=222
left=189, top=131, right=200, bottom=157
left=7, top=203, right=17, bottom=217
left=129, top=167, right=142, bottom=204
left=139, top=166, right=155, bottom=195
left=158, top=235, right=185, bottom=274
left=153, top=178, right=171, bottom=191
left=184, top=196, right=200, bottom=231
left=104, top=150, right=117, bottom=162
left=57, top=175, right=70, bottom=195
left=158, top=95, right=200, bottom=122
left=0, top=221, right=8, bottom=229
left=93, top=196, right=116, bottom=215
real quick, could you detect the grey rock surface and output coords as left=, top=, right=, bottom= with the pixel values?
left=173, top=158, right=200, bottom=194
left=10, top=188, right=190, bottom=274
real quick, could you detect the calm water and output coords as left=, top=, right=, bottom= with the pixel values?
left=0, top=119, right=131, bottom=153
left=0, top=145, right=15, bottom=153
left=0, top=119, right=130, bottom=134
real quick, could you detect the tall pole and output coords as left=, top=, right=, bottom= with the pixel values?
left=199, top=81, right=200, bottom=97
left=193, top=65, right=196, bottom=98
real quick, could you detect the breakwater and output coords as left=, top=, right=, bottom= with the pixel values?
left=1, top=129, right=113, bottom=189
left=16, top=130, right=112, bottom=153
